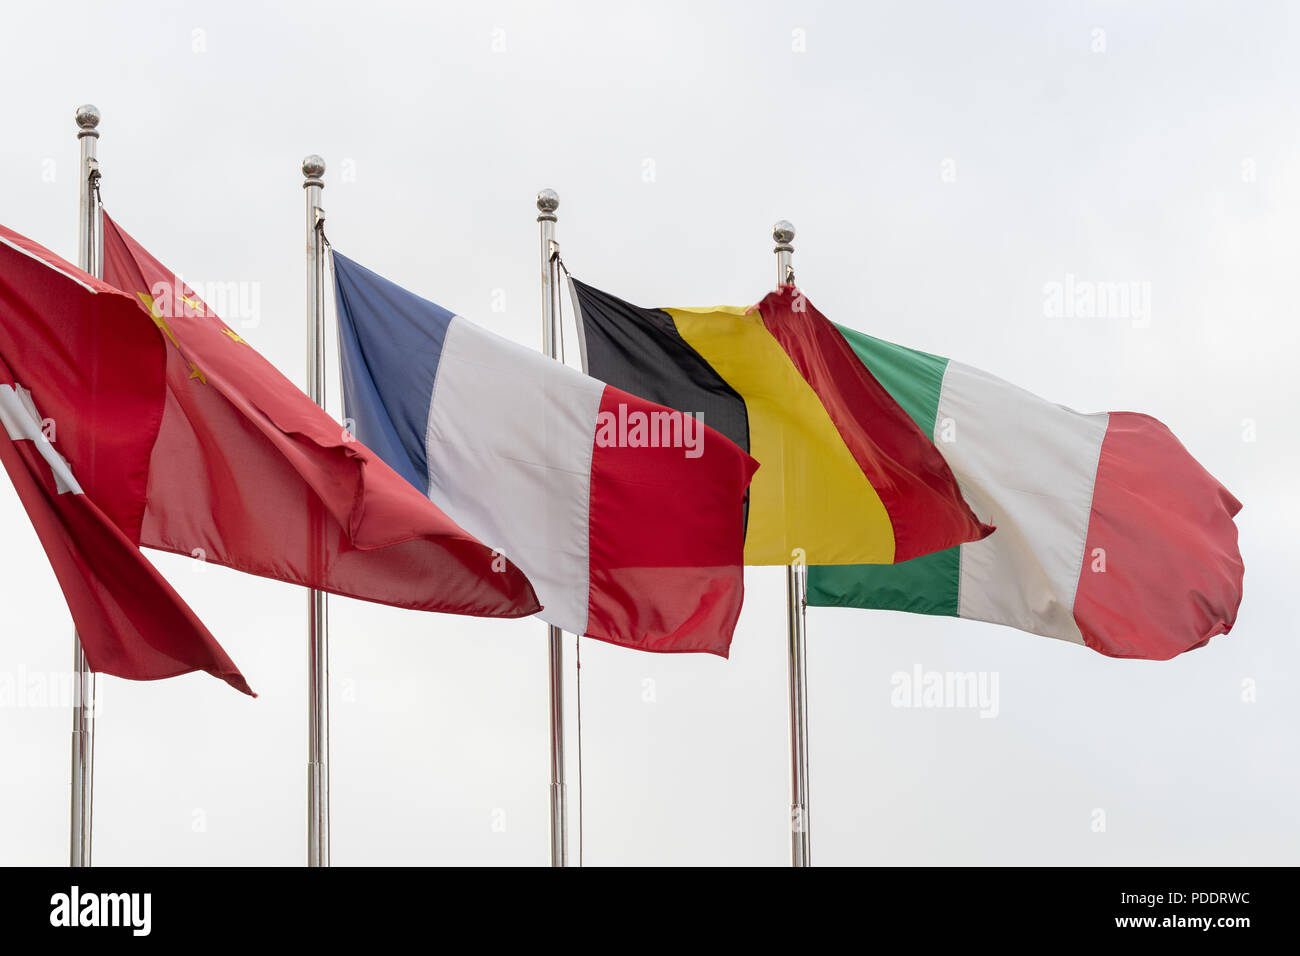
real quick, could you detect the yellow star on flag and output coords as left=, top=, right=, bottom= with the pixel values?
left=136, top=291, right=207, bottom=385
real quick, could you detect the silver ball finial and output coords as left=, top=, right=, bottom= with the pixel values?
left=773, top=220, right=795, bottom=245
left=302, top=154, right=325, bottom=189
left=74, top=104, right=101, bottom=136
left=537, top=188, right=559, bottom=223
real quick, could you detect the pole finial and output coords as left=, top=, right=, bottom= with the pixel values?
left=537, top=188, right=559, bottom=221
left=74, top=104, right=101, bottom=138
left=302, top=154, right=326, bottom=189
left=773, top=219, right=795, bottom=251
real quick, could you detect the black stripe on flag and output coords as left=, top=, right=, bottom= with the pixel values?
left=568, top=278, right=750, bottom=454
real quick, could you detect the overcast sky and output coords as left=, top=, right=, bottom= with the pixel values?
left=1, top=0, right=1296, bottom=865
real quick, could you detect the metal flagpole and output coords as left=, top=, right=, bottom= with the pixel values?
left=537, top=188, right=568, bottom=867
left=302, top=154, right=330, bottom=867
left=774, top=219, right=812, bottom=867
left=69, top=103, right=102, bottom=869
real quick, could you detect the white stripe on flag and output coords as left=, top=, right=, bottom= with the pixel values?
left=936, top=361, right=1108, bottom=645
left=423, top=316, right=603, bottom=634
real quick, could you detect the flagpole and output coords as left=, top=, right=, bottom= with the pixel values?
left=69, top=103, right=101, bottom=869
left=302, top=154, right=330, bottom=867
left=774, top=219, right=812, bottom=867
left=537, top=188, right=569, bottom=867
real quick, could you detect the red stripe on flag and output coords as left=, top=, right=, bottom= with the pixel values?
left=1073, top=412, right=1244, bottom=659
left=584, top=385, right=757, bottom=655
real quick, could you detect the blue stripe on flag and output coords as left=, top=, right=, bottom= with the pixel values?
left=331, top=251, right=452, bottom=492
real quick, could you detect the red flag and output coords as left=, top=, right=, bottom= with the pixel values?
left=98, top=213, right=539, bottom=621
left=0, top=227, right=250, bottom=693
left=0, top=219, right=540, bottom=694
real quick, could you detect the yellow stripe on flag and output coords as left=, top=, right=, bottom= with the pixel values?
left=666, top=306, right=895, bottom=565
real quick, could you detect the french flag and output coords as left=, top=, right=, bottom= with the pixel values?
left=331, top=252, right=758, bottom=656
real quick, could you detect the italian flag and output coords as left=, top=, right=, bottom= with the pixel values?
left=808, top=326, right=1244, bottom=661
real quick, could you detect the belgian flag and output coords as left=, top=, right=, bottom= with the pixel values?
left=569, top=279, right=993, bottom=566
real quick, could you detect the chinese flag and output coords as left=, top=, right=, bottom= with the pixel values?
left=99, top=213, right=540, bottom=622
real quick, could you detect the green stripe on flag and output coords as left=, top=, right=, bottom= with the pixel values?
left=807, top=324, right=960, bottom=615
left=832, top=323, right=948, bottom=434
left=807, top=548, right=961, bottom=615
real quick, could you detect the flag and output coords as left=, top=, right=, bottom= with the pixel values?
left=331, top=252, right=758, bottom=656
left=99, top=214, right=540, bottom=622
left=805, top=325, right=1243, bottom=660
left=569, top=280, right=994, bottom=565
left=0, top=225, right=250, bottom=693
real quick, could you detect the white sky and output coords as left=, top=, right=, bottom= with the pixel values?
left=0, top=0, right=1296, bottom=865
